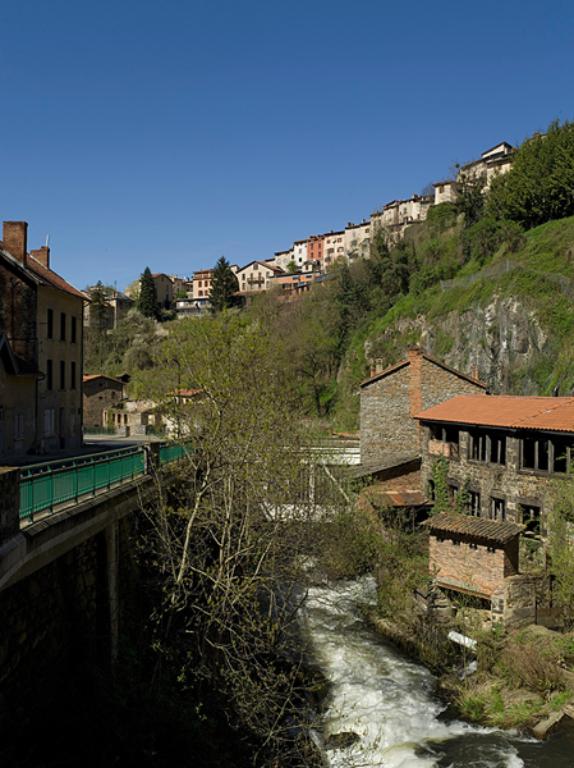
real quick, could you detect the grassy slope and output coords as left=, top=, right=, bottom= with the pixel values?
left=333, top=216, right=574, bottom=429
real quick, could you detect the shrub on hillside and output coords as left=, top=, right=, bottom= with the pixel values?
left=462, top=217, right=525, bottom=265
left=488, top=120, right=574, bottom=229
left=426, top=202, right=459, bottom=233
left=496, top=632, right=564, bottom=694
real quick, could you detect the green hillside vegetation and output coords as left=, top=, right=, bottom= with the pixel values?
left=248, top=119, right=574, bottom=430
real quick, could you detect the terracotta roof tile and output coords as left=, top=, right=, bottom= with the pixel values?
left=423, top=512, right=522, bottom=544
left=416, top=394, right=574, bottom=433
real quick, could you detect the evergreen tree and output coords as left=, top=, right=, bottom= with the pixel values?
left=138, top=267, right=158, bottom=319
left=209, top=256, right=239, bottom=313
left=84, top=281, right=110, bottom=371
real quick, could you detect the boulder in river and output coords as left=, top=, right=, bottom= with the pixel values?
left=325, top=731, right=361, bottom=750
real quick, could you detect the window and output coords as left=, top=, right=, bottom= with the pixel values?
left=14, top=412, right=24, bottom=441
left=60, top=312, right=66, bottom=341
left=490, top=496, right=506, bottom=521
left=468, top=490, right=481, bottom=516
left=469, top=429, right=506, bottom=465
left=43, top=408, right=55, bottom=436
left=469, top=430, right=487, bottom=462
left=71, top=316, right=77, bottom=344
left=60, top=360, right=66, bottom=390
left=448, top=482, right=459, bottom=502
left=520, top=503, right=541, bottom=534
left=489, top=433, right=506, bottom=465
left=520, top=434, right=550, bottom=472
left=47, top=308, right=54, bottom=339
left=47, top=359, right=53, bottom=390
left=70, top=361, right=77, bottom=390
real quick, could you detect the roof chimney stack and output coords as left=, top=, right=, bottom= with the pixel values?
left=3, top=221, right=28, bottom=265
left=30, top=246, right=50, bottom=269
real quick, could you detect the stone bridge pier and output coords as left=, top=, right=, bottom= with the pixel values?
left=0, top=466, right=148, bottom=739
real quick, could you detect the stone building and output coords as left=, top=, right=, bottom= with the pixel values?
left=236, top=261, right=284, bottom=294
left=151, top=273, right=174, bottom=309
left=359, top=348, right=486, bottom=470
left=103, top=399, right=160, bottom=436
left=457, top=141, right=515, bottom=190
left=0, top=220, right=87, bottom=457
left=416, top=394, right=574, bottom=534
left=272, top=248, right=295, bottom=271
left=191, top=268, right=214, bottom=300
left=433, top=180, right=459, bottom=205
left=84, top=288, right=133, bottom=331
left=344, top=221, right=371, bottom=262
left=323, top=231, right=345, bottom=267
left=424, top=512, right=521, bottom=600
left=82, top=374, right=126, bottom=430
left=293, top=240, right=308, bottom=268
left=370, top=195, right=433, bottom=244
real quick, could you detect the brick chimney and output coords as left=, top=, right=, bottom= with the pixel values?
left=407, top=346, right=423, bottom=418
left=3, top=221, right=28, bottom=264
left=30, top=246, right=50, bottom=269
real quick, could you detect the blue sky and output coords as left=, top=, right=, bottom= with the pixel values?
left=1, top=0, right=573, bottom=290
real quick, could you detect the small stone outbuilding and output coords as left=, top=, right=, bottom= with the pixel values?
left=424, top=512, right=521, bottom=600
left=83, top=374, right=126, bottom=430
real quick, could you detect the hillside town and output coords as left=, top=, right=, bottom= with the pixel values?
left=82, top=140, right=515, bottom=321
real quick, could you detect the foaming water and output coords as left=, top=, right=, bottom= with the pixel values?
left=304, top=577, right=562, bottom=768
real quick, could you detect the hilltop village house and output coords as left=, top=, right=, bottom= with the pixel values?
left=236, top=261, right=284, bottom=295
left=344, top=221, right=371, bottom=262
left=416, top=394, right=574, bottom=535
left=84, top=289, right=133, bottom=331
left=0, top=220, right=87, bottom=458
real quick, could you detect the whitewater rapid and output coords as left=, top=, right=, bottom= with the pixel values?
left=304, top=577, right=529, bottom=768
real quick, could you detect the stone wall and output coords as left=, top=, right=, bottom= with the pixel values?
left=0, top=517, right=134, bottom=729
left=360, top=363, right=412, bottom=465
left=0, top=535, right=104, bottom=716
left=83, top=378, right=124, bottom=429
left=359, top=350, right=485, bottom=466
left=421, top=428, right=567, bottom=529
left=429, top=534, right=517, bottom=597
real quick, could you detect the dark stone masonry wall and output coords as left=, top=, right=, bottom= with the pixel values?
left=0, top=534, right=107, bottom=722
left=421, top=429, right=566, bottom=528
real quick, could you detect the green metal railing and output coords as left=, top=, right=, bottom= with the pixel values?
left=159, top=442, right=189, bottom=465
left=18, top=440, right=193, bottom=523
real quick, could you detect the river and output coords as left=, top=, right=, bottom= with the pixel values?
left=304, top=577, right=574, bottom=767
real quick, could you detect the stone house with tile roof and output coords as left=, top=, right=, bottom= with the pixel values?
left=82, top=374, right=126, bottom=430
left=416, top=394, right=574, bottom=535
left=359, top=348, right=486, bottom=470
left=0, top=220, right=88, bottom=457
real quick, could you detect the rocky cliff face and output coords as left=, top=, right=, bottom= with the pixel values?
left=367, top=294, right=549, bottom=394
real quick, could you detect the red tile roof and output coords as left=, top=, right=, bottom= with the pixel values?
left=27, top=255, right=88, bottom=301
left=416, top=394, right=574, bottom=433
left=424, top=512, right=522, bottom=544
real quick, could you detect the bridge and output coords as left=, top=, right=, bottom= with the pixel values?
left=0, top=439, right=189, bottom=700
left=0, top=435, right=358, bottom=732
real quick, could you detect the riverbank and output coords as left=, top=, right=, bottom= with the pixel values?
left=365, top=609, right=574, bottom=738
